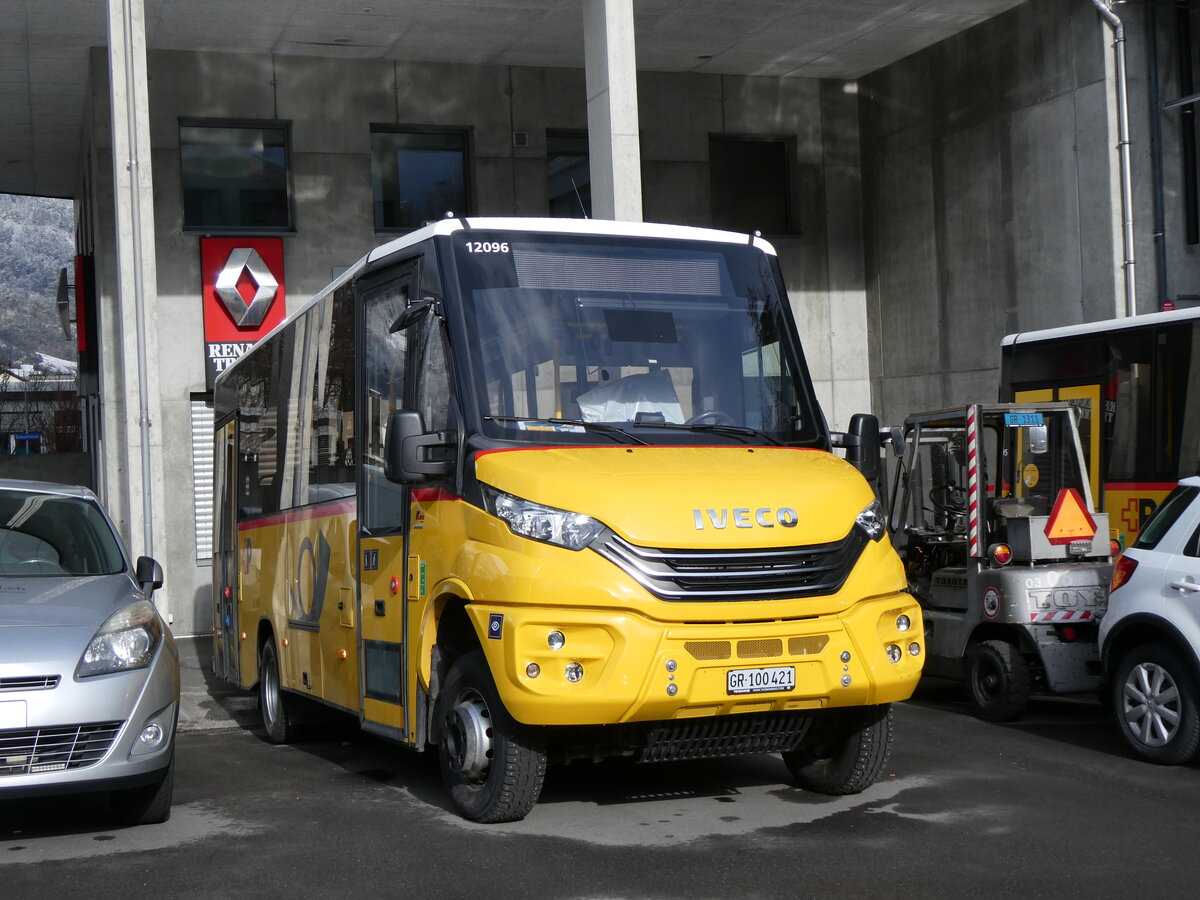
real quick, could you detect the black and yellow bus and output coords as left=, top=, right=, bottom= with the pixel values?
left=1000, top=306, right=1200, bottom=547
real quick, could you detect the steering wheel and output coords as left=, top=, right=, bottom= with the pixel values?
left=684, top=410, right=736, bottom=426
left=930, top=485, right=967, bottom=515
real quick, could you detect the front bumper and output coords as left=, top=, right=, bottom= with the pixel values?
left=0, top=637, right=180, bottom=798
left=469, top=592, right=924, bottom=726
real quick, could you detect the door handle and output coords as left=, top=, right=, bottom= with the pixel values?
left=1169, top=579, right=1200, bottom=593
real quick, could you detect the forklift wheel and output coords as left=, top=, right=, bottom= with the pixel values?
left=967, top=639, right=1032, bottom=722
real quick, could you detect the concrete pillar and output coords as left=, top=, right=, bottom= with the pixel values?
left=583, top=0, right=643, bottom=222
left=105, top=0, right=169, bottom=611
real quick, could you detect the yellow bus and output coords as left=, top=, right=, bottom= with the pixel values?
left=1001, top=306, right=1200, bottom=548
left=211, top=217, right=923, bottom=822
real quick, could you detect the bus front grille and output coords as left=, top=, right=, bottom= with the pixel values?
left=591, top=529, right=866, bottom=602
left=639, top=712, right=812, bottom=763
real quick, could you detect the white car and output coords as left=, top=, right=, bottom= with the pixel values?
left=1100, top=475, right=1200, bottom=764
left=0, top=479, right=178, bottom=824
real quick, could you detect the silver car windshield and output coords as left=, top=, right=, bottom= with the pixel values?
left=0, top=489, right=126, bottom=577
left=452, top=232, right=824, bottom=446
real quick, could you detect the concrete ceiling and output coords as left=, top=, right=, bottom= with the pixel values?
left=1, top=0, right=1027, bottom=198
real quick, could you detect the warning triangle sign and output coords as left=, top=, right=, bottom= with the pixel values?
left=1044, top=488, right=1097, bottom=545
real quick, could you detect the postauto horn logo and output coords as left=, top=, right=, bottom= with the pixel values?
left=215, top=248, right=279, bottom=328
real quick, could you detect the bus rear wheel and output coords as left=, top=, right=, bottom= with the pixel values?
left=259, top=640, right=297, bottom=744
left=436, top=651, right=545, bottom=823
left=783, top=704, right=893, bottom=795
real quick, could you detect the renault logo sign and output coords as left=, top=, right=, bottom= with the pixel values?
left=214, top=248, right=279, bottom=328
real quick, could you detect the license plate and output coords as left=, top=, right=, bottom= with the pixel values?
left=0, top=701, right=27, bottom=729
left=727, top=666, right=795, bottom=695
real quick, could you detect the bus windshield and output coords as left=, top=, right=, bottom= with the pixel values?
left=450, top=231, right=824, bottom=446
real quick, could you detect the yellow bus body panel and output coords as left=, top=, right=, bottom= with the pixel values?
left=407, top=446, right=921, bottom=729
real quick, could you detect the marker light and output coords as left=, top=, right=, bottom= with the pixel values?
left=526, top=663, right=541, bottom=678
left=909, top=642, right=922, bottom=656
left=547, top=631, right=565, bottom=651
left=989, top=543, right=1013, bottom=566
left=564, top=662, right=584, bottom=683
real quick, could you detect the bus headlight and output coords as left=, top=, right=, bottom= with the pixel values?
left=856, top=500, right=887, bottom=542
left=481, top=486, right=605, bottom=551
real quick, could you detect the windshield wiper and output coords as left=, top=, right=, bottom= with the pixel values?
left=632, top=421, right=782, bottom=445
left=484, top=416, right=650, bottom=445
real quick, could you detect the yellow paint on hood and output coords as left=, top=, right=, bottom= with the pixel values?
left=474, top=445, right=875, bottom=548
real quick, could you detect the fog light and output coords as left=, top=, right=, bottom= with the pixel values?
left=547, top=631, right=565, bottom=651
left=909, top=642, right=921, bottom=656
left=886, top=644, right=903, bottom=663
left=526, top=663, right=541, bottom=678
left=138, top=724, right=163, bottom=746
left=896, top=614, right=911, bottom=632
left=565, top=662, right=584, bottom=683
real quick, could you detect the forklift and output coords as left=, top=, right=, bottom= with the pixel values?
left=885, top=403, right=1112, bottom=720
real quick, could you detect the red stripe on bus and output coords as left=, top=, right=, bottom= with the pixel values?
left=238, top=498, right=356, bottom=531
left=412, top=487, right=459, bottom=502
left=1103, top=481, right=1179, bottom=492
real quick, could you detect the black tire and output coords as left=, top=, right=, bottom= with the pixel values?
left=1112, top=642, right=1200, bottom=765
left=259, top=639, right=297, bottom=744
left=783, top=704, right=893, bottom=795
left=111, top=754, right=174, bottom=826
left=967, top=639, right=1032, bottom=722
left=436, top=651, right=545, bottom=823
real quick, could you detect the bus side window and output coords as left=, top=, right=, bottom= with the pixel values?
left=361, top=277, right=412, bottom=533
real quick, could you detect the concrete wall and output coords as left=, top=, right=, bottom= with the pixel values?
left=81, top=49, right=869, bottom=635
left=859, top=1, right=1121, bottom=426
left=0, top=452, right=91, bottom=486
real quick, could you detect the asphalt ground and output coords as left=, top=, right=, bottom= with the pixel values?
left=2, top=636, right=1199, bottom=898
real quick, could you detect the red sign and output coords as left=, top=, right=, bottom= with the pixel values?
left=200, top=237, right=286, bottom=387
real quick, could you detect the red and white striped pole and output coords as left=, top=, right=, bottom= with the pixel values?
left=966, top=404, right=981, bottom=557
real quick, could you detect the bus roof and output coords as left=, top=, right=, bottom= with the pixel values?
left=365, top=216, right=778, bottom=271
left=1001, top=305, right=1200, bottom=347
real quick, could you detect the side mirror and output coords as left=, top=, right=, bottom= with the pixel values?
left=385, top=410, right=454, bottom=483
left=889, top=426, right=905, bottom=457
left=136, top=556, right=164, bottom=595
left=843, top=413, right=881, bottom=483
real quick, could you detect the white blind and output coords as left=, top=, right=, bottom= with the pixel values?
left=191, top=400, right=214, bottom=561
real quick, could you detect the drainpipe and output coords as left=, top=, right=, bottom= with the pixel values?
left=1093, top=0, right=1138, bottom=318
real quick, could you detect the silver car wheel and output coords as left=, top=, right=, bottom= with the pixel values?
left=1122, top=661, right=1182, bottom=748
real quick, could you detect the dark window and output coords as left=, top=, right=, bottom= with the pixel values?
left=709, top=137, right=792, bottom=234
left=371, top=129, right=468, bottom=231
left=547, top=131, right=591, bottom=218
left=360, top=272, right=413, bottom=534
left=1134, top=485, right=1199, bottom=550
left=180, top=123, right=292, bottom=232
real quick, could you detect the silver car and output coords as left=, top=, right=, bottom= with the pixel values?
left=0, top=479, right=178, bottom=825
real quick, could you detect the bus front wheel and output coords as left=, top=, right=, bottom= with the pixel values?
left=436, top=651, right=546, bottom=823
left=783, top=704, right=893, bottom=795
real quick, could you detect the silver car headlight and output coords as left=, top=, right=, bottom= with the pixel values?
left=481, top=485, right=605, bottom=551
left=76, top=600, right=164, bottom=678
left=856, top=499, right=887, bottom=542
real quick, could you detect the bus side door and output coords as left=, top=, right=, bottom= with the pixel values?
left=356, top=263, right=418, bottom=738
left=212, top=417, right=240, bottom=683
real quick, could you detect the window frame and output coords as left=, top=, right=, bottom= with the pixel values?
left=178, top=118, right=296, bottom=235
left=370, top=125, right=473, bottom=234
left=708, top=133, right=797, bottom=236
